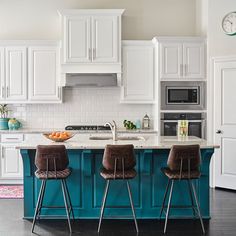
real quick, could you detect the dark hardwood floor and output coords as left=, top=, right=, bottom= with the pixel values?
left=0, top=188, right=235, bottom=236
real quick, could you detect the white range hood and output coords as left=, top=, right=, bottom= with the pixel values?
left=65, top=73, right=118, bottom=87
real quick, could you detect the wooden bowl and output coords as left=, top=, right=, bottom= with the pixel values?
left=43, top=132, right=74, bottom=142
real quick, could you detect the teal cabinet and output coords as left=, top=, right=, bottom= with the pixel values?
left=20, top=148, right=214, bottom=219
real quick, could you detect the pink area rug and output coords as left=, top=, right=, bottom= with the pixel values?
left=0, top=185, right=23, bottom=199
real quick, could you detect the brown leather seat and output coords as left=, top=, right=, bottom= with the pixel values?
left=32, top=145, right=74, bottom=234
left=98, top=144, right=139, bottom=233
left=35, top=145, right=70, bottom=180
left=160, top=144, right=205, bottom=234
left=35, top=168, right=71, bottom=179
left=100, top=144, right=136, bottom=180
left=162, top=144, right=201, bottom=180
left=162, top=168, right=200, bottom=180
left=100, top=169, right=136, bottom=180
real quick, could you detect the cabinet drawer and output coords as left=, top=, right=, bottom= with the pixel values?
left=1, top=134, right=24, bottom=143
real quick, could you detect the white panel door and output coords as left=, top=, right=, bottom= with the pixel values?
left=0, top=47, right=4, bottom=100
left=5, top=47, right=27, bottom=101
left=214, top=59, right=236, bottom=190
left=160, top=43, right=182, bottom=79
left=28, top=46, right=61, bottom=101
left=1, top=145, right=23, bottom=178
left=64, top=16, right=91, bottom=63
left=92, top=16, right=118, bottom=63
left=122, top=44, right=154, bottom=102
left=183, top=43, right=205, bottom=79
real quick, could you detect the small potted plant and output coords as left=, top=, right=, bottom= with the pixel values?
left=0, top=104, right=10, bottom=130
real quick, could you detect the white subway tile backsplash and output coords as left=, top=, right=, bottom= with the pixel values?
left=8, top=88, right=154, bottom=129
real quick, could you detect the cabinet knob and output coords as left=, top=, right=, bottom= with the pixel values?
left=216, top=130, right=223, bottom=134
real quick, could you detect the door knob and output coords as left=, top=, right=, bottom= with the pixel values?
left=216, top=130, right=222, bottom=134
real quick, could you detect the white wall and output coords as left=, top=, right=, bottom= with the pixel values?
left=0, top=0, right=196, bottom=40
left=195, top=0, right=208, bottom=36
left=11, top=88, right=153, bottom=129
left=208, top=0, right=236, bottom=57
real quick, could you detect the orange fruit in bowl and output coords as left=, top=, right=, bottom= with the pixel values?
left=55, top=132, right=60, bottom=138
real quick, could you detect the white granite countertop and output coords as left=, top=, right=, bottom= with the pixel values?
left=0, top=128, right=157, bottom=134
left=15, top=134, right=220, bottom=150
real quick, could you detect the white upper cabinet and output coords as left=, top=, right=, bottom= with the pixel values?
left=160, top=43, right=182, bottom=79
left=59, top=9, right=124, bottom=74
left=121, top=41, right=155, bottom=103
left=28, top=46, right=61, bottom=102
left=5, top=47, right=27, bottom=101
left=0, top=47, right=4, bottom=100
left=0, top=41, right=61, bottom=104
left=153, top=37, right=205, bottom=80
left=65, top=15, right=91, bottom=63
left=183, top=42, right=205, bottom=79
left=92, top=15, right=118, bottom=63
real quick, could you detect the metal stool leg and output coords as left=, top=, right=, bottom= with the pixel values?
left=190, top=181, right=205, bottom=234
left=37, top=180, right=47, bottom=220
left=164, top=179, right=174, bottom=234
left=63, top=179, right=75, bottom=220
left=32, top=180, right=46, bottom=233
left=98, top=180, right=110, bottom=233
left=126, top=180, right=139, bottom=233
left=160, top=179, right=171, bottom=219
left=187, top=179, right=196, bottom=217
left=61, top=180, right=72, bottom=233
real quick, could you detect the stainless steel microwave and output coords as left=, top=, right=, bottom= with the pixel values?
left=161, top=81, right=205, bottom=110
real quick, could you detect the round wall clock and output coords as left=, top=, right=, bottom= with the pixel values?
left=222, top=11, right=236, bottom=35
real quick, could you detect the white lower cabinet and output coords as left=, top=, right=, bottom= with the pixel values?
left=1, top=145, right=23, bottom=179
left=0, top=134, right=23, bottom=184
left=121, top=41, right=155, bottom=103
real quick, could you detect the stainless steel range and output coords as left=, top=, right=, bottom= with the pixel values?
left=65, top=125, right=111, bottom=131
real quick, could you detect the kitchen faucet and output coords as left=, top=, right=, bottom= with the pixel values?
left=105, top=120, right=118, bottom=141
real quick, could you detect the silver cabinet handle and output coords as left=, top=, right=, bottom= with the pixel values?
left=1, top=87, right=4, bottom=98
left=185, top=64, right=188, bottom=76
left=58, top=86, right=61, bottom=99
left=89, top=48, right=92, bottom=61
left=180, top=64, right=183, bottom=77
left=1, top=148, right=4, bottom=159
left=6, top=86, right=9, bottom=97
left=93, top=48, right=96, bottom=60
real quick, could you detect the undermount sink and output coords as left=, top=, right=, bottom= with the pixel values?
left=89, top=136, right=145, bottom=141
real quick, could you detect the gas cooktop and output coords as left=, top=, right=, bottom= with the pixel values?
left=65, top=125, right=111, bottom=131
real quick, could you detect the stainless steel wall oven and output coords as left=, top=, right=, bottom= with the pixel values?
left=160, top=112, right=206, bottom=139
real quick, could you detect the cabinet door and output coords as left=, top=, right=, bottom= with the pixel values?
left=28, top=46, right=61, bottom=102
left=183, top=42, right=205, bottom=79
left=64, top=15, right=91, bottom=63
left=122, top=44, right=154, bottom=103
left=1, top=146, right=23, bottom=178
left=5, top=47, right=27, bottom=101
left=92, top=16, right=118, bottom=63
left=160, top=43, right=182, bottom=79
left=0, top=47, right=4, bottom=100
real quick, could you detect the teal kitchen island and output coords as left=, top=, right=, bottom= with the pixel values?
left=17, top=135, right=219, bottom=220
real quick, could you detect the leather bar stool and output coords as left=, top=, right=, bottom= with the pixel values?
left=32, top=145, right=74, bottom=234
left=98, top=144, right=139, bottom=233
left=160, top=144, right=205, bottom=234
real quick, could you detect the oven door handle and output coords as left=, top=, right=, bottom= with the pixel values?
left=162, top=120, right=204, bottom=123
